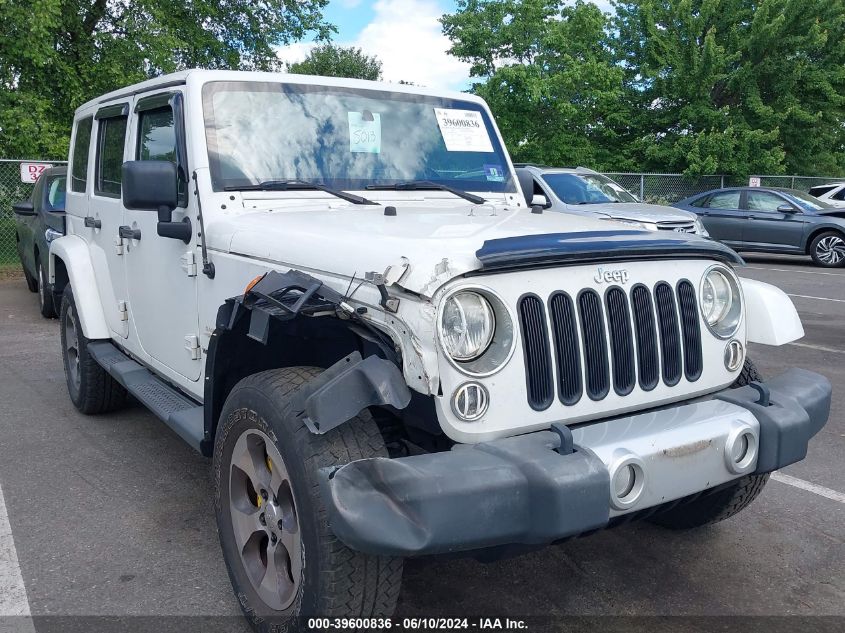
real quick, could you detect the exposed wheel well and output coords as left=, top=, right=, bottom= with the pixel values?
left=806, top=227, right=844, bottom=254
left=52, top=255, right=69, bottom=293
left=203, top=310, right=386, bottom=455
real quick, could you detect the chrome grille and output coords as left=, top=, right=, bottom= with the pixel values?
left=518, top=281, right=702, bottom=408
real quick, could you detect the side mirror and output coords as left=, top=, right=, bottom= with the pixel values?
left=531, top=194, right=552, bottom=209
left=12, top=201, right=35, bottom=216
left=777, top=204, right=797, bottom=213
left=122, top=160, right=191, bottom=243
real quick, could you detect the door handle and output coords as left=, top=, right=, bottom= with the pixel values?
left=118, top=225, right=141, bottom=241
left=84, top=216, right=101, bottom=229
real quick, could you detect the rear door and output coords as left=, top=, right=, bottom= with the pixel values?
left=741, top=190, right=805, bottom=250
left=88, top=104, right=131, bottom=338
left=695, top=190, right=745, bottom=244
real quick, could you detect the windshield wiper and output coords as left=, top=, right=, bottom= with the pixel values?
left=224, top=180, right=378, bottom=205
left=365, top=181, right=487, bottom=205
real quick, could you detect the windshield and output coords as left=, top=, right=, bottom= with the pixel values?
left=541, top=173, right=638, bottom=204
left=202, top=81, right=516, bottom=194
left=781, top=189, right=832, bottom=212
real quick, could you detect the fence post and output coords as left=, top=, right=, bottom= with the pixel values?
left=720, top=175, right=725, bottom=189
left=791, top=176, right=795, bottom=189
left=639, top=174, right=645, bottom=201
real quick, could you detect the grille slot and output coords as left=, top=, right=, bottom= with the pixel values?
left=630, top=285, right=659, bottom=391
left=518, top=295, right=554, bottom=410
left=548, top=292, right=582, bottom=405
left=578, top=290, right=610, bottom=400
left=605, top=287, right=636, bottom=396
left=677, top=280, right=703, bottom=381
left=654, top=282, right=682, bottom=386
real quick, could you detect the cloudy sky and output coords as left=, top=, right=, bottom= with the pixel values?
left=277, top=0, right=615, bottom=92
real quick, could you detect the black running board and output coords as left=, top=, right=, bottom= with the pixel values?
left=88, top=341, right=205, bottom=453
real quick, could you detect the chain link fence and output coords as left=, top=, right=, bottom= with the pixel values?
left=604, top=173, right=842, bottom=205
left=0, top=159, right=67, bottom=274
left=0, top=159, right=842, bottom=274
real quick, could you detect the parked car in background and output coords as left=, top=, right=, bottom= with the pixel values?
left=516, top=164, right=708, bottom=235
left=13, top=166, right=66, bottom=317
left=675, top=187, right=845, bottom=268
left=808, top=182, right=845, bottom=208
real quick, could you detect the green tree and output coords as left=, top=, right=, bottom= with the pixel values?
left=288, top=44, right=382, bottom=80
left=614, top=0, right=845, bottom=176
left=441, top=0, right=632, bottom=170
left=0, top=0, right=333, bottom=158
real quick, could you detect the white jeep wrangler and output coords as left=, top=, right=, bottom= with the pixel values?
left=50, top=70, right=830, bottom=628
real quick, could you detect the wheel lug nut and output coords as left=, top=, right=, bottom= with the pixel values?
left=259, top=513, right=266, bottom=525
left=277, top=520, right=284, bottom=531
left=260, top=490, right=268, bottom=500
left=270, top=533, right=277, bottom=544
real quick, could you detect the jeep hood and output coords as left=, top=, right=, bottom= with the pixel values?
left=208, top=203, right=735, bottom=298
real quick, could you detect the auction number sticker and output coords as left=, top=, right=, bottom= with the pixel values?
left=348, top=111, right=381, bottom=153
left=19, top=162, right=53, bottom=183
left=434, top=108, right=494, bottom=153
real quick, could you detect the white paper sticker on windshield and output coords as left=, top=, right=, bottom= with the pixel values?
left=434, top=108, right=494, bottom=153
left=348, top=111, right=381, bottom=153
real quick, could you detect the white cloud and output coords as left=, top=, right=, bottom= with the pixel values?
left=276, top=0, right=470, bottom=90
left=352, top=0, right=470, bottom=90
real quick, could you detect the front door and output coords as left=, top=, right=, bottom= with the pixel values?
left=122, top=91, right=201, bottom=381
left=741, top=189, right=805, bottom=250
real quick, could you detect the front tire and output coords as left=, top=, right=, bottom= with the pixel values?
left=60, top=285, right=127, bottom=414
left=649, top=358, right=769, bottom=529
left=22, top=263, right=38, bottom=293
left=37, top=260, right=56, bottom=318
left=214, top=367, right=403, bottom=631
left=809, top=230, right=845, bottom=267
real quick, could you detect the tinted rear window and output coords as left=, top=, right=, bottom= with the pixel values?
left=71, top=117, right=93, bottom=193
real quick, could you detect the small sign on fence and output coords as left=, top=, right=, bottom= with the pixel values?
left=748, top=176, right=761, bottom=187
left=19, top=162, right=53, bottom=183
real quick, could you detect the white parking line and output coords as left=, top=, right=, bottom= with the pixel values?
left=787, top=293, right=845, bottom=303
left=771, top=472, right=845, bottom=504
left=745, top=266, right=845, bottom=277
left=0, top=483, right=30, bottom=616
left=788, top=341, right=845, bottom=354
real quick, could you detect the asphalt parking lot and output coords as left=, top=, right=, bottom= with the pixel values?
left=0, top=254, right=843, bottom=630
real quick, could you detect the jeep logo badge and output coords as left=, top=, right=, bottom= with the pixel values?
left=594, top=267, right=629, bottom=284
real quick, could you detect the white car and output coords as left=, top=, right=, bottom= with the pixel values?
left=49, top=70, right=830, bottom=628
left=809, top=182, right=845, bottom=208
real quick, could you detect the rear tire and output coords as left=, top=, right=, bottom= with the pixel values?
left=648, top=358, right=769, bottom=529
left=37, top=260, right=56, bottom=318
left=809, top=230, right=845, bottom=267
left=214, top=367, right=403, bottom=631
left=60, top=285, right=127, bottom=414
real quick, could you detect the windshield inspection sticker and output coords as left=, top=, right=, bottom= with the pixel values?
left=348, top=111, right=381, bottom=153
left=484, top=164, right=505, bottom=182
left=434, top=108, right=494, bottom=153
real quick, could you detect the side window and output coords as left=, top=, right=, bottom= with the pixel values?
left=746, top=191, right=788, bottom=212
left=832, top=187, right=845, bottom=201
left=70, top=117, right=93, bottom=193
left=137, top=107, right=176, bottom=161
left=689, top=194, right=710, bottom=208
left=704, top=191, right=741, bottom=210
left=95, top=115, right=128, bottom=197
left=45, top=176, right=67, bottom=211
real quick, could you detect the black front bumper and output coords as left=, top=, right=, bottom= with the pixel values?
left=321, top=369, right=831, bottom=557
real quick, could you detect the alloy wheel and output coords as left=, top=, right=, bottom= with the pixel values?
left=228, top=428, right=302, bottom=610
left=64, top=305, right=81, bottom=391
left=815, top=235, right=845, bottom=265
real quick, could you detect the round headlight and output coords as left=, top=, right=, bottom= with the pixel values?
left=441, top=291, right=495, bottom=361
left=700, top=266, right=742, bottom=338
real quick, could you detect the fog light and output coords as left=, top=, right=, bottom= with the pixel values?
left=451, top=382, right=489, bottom=421
left=724, top=340, right=744, bottom=371
left=725, top=423, right=758, bottom=474
left=608, top=452, right=646, bottom=510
